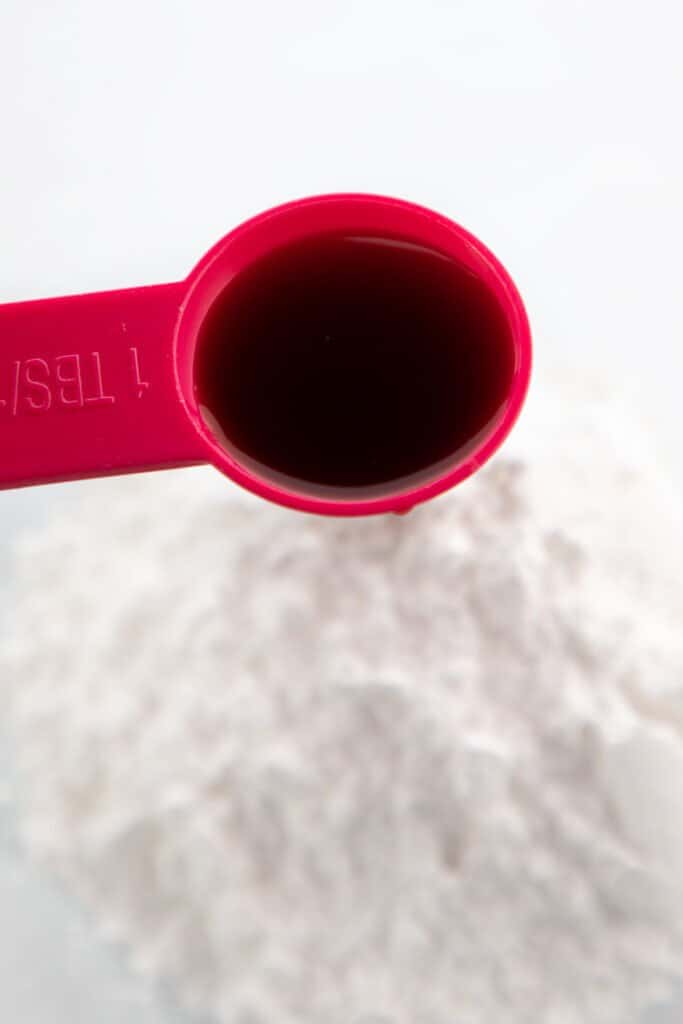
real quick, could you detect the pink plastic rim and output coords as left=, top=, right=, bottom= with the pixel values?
left=174, top=193, right=532, bottom=516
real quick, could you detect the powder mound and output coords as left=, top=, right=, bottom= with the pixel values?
left=4, top=395, right=683, bottom=1024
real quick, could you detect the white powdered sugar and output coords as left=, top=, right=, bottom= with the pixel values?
left=3, top=381, right=683, bottom=1024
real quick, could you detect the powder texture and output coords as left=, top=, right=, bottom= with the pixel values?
left=4, top=386, right=683, bottom=1024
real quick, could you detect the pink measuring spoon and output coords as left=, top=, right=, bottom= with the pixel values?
left=0, top=194, right=531, bottom=516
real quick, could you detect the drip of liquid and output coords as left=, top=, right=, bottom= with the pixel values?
left=195, top=233, right=514, bottom=499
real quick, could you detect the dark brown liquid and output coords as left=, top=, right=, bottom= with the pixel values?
left=196, top=234, right=514, bottom=498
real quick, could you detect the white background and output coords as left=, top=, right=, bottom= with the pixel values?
left=1, top=2, right=682, bottom=1021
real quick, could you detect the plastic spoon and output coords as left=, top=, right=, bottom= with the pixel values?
left=0, top=194, right=531, bottom=516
